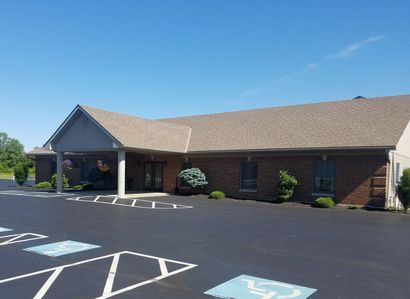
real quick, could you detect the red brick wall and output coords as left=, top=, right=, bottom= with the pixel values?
left=35, top=156, right=54, bottom=183
left=188, top=154, right=388, bottom=207
left=34, top=152, right=388, bottom=207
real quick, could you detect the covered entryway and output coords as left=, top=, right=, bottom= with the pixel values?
left=42, top=105, right=190, bottom=198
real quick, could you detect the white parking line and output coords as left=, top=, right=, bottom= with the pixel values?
left=102, top=253, right=120, bottom=295
left=65, top=195, right=193, bottom=210
left=0, top=251, right=197, bottom=299
left=0, top=233, right=48, bottom=246
left=0, top=190, right=74, bottom=198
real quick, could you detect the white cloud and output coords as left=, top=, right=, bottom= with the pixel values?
left=329, top=35, right=386, bottom=59
left=272, top=62, right=318, bottom=84
left=240, top=89, right=261, bottom=97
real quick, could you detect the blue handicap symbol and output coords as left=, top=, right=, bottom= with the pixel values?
left=205, top=274, right=317, bottom=299
left=0, top=227, right=12, bottom=233
left=24, top=240, right=100, bottom=257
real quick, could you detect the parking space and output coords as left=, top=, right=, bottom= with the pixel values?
left=0, top=191, right=409, bottom=298
left=0, top=190, right=74, bottom=198
left=0, top=251, right=196, bottom=298
left=66, top=195, right=193, bottom=210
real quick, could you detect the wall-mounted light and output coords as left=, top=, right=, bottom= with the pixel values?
left=163, top=161, right=168, bottom=167
left=247, top=156, right=251, bottom=161
left=322, top=155, right=327, bottom=161
left=151, top=155, right=154, bottom=160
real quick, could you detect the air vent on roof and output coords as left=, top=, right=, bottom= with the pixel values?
left=353, top=96, right=366, bottom=100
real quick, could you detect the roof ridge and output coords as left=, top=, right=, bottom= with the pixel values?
left=160, top=93, right=410, bottom=121
left=79, top=104, right=192, bottom=130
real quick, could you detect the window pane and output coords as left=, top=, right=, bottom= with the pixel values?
left=314, top=161, right=335, bottom=193
left=241, top=161, right=257, bottom=190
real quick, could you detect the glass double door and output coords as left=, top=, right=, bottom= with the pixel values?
left=143, top=162, right=163, bottom=191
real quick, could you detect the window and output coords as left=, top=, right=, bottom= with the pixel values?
left=313, top=160, right=336, bottom=194
left=180, top=162, right=193, bottom=187
left=240, top=161, right=257, bottom=191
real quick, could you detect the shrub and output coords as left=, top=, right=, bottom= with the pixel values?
left=32, top=181, right=52, bottom=189
left=315, top=197, right=335, bottom=208
left=72, top=184, right=84, bottom=190
left=178, top=168, right=208, bottom=188
left=50, top=173, right=69, bottom=188
left=82, top=183, right=94, bottom=191
left=398, top=168, right=410, bottom=213
left=276, top=170, right=298, bottom=202
left=14, top=164, right=28, bottom=186
left=209, top=191, right=225, bottom=199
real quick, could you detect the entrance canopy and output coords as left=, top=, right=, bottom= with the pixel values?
left=43, top=105, right=191, bottom=197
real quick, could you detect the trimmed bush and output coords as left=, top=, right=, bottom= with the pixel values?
left=72, top=184, right=84, bottom=190
left=398, top=168, right=410, bottom=213
left=276, top=170, right=298, bottom=202
left=178, top=168, right=208, bottom=188
left=82, top=183, right=94, bottom=191
left=209, top=191, right=225, bottom=199
left=32, top=181, right=52, bottom=189
left=14, top=164, right=28, bottom=186
left=50, top=173, right=69, bottom=188
left=315, top=197, right=335, bottom=208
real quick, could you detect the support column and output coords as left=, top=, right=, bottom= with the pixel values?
left=117, top=150, right=126, bottom=198
left=56, top=152, right=64, bottom=193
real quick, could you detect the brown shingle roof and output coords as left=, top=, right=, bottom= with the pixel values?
left=162, top=95, right=410, bottom=152
left=27, top=147, right=56, bottom=155
left=80, top=105, right=191, bottom=153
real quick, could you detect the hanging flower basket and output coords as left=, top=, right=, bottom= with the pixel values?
left=97, top=160, right=110, bottom=172
left=63, top=159, right=74, bottom=170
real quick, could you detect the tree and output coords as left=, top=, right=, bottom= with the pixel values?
left=178, top=168, right=208, bottom=188
left=14, top=164, right=28, bottom=186
left=0, top=132, right=32, bottom=174
left=276, top=170, right=298, bottom=202
left=398, top=168, right=410, bottom=213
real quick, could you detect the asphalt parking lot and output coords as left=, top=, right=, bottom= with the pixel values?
left=0, top=190, right=409, bottom=298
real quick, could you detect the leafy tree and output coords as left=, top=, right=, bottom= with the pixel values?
left=178, top=168, right=208, bottom=188
left=398, top=168, right=410, bottom=213
left=14, top=163, right=28, bottom=186
left=0, top=132, right=31, bottom=173
left=276, top=170, right=298, bottom=202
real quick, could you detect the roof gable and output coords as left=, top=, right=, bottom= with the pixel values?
left=79, top=105, right=191, bottom=153
left=46, top=107, right=119, bottom=152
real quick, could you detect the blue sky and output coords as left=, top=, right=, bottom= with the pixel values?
left=0, top=0, right=409, bottom=151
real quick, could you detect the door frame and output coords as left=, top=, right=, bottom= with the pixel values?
left=143, top=161, right=164, bottom=192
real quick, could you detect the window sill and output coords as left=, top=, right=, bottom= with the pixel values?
left=312, top=192, right=334, bottom=197
left=239, top=189, right=257, bottom=193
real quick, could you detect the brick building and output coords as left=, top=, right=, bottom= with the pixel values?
left=28, top=95, right=410, bottom=208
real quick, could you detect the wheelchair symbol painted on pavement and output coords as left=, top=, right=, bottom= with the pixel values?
left=243, top=278, right=303, bottom=299
left=205, top=274, right=317, bottom=299
left=24, top=240, right=100, bottom=256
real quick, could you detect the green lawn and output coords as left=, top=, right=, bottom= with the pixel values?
left=0, top=173, right=35, bottom=180
left=0, top=173, right=13, bottom=179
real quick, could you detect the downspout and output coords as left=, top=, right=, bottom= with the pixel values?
left=385, top=150, right=391, bottom=209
